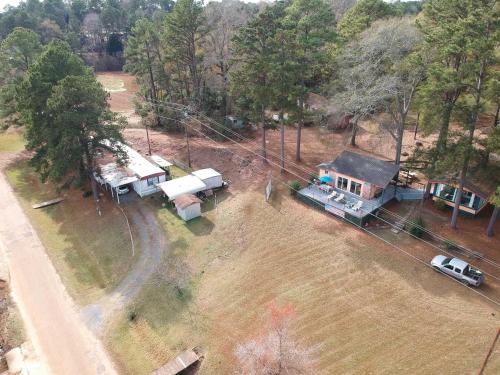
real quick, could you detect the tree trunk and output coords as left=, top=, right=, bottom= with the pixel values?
left=424, top=181, right=432, bottom=199
left=485, top=105, right=500, bottom=164
left=185, top=122, right=191, bottom=168
left=414, top=112, right=420, bottom=140
left=451, top=60, right=485, bottom=229
left=145, top=47, right=161, bottom=127
left=395, top=119, right=405, bottom=165
left=494, top=104, right=499, bottom=128
left=350, top=118, right=358, bottom=147
left=433, top=103, right=453, bottom=165
left=261, top=104, right=267, bottom=163
left=280, top=111, right=285, bottom=173
left=296, top=97, right=304, bottom=162
left=487, top=206, right=499, bottom=237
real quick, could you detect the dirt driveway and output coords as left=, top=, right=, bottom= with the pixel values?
left=81, top=198, right=166, bottom=335
left=0, top=152, right=118, bottom=375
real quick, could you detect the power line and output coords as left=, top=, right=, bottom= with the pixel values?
left=148, top=109, right=500, bottom=307
left=376, top=206, right=500, bottom=269
left=365, top=211, right=500, bottom=282
left=151, top=101, right=500, bottom=272
left=148, top=98, right=318, bottom=177
left=159, top=102, right=500, bottom=274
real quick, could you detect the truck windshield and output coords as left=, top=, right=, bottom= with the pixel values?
left=442, top=257, right=452, bottom=265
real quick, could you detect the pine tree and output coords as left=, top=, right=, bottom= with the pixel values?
left=162, top=0, right=206, bottom=108
left=284, top=0, right=336, bottom=161
left=16, top=41, right=125, bottom=186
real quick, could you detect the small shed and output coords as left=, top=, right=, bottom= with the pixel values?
left=174, top=194, right=202, bottom=221
left=158, top=175, right=207, bottom=200
left=191, top=168, right=223, bottom=190
left=224, top=116, right=244, bottom=129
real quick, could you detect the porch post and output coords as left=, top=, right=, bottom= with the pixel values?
left=469, top=193, right=476, bottom=208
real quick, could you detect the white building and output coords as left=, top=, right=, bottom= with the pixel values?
left=191, top=168, right=223, bottom=190
left=174, top=194, right=202, bottom=221
left=96, top=141, right=166, bottom=200
left=157, top=175, right=207, bottom=201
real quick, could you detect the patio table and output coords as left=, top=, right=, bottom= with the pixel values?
left=319, top=184, right=334, bottom=193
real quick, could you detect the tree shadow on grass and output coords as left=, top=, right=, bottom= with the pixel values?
left=7, top=161, right=137, bottom=302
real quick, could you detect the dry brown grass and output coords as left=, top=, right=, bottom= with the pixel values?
left=108, top=185, right=500, bottom=375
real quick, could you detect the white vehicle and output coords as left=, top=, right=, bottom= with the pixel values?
left=431, top=255, right=484, bottom=286
left=117, top=185, right=130, bottom=195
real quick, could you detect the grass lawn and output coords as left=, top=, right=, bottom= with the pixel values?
left=96, top=75, right=126, bottom=93
left=0, top=130, right=24, bottom=153
left=107, top=185, right=500, bottom=375
left=5, top=162, right=140, bottom=305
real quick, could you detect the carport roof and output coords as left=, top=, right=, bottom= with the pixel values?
left=95, top=163, right=138, bottom=188
left=158, top=175, right=207, bottom=200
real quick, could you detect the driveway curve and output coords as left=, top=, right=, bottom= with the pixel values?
left=81, top=199, right=166, bottom=335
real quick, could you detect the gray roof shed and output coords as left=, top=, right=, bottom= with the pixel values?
left=318, top=151, right=400, bottom=188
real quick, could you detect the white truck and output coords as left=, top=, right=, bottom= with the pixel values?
left=431, top=255, right=484, bottom=286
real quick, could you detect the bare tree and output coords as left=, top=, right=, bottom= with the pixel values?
left=335, top=18, right=423, bottom=163
left=235, top=302, right=314, bottom=375
left=328, top=0, right=356, bottom=21
left=204, top=0, right=256, bottom=115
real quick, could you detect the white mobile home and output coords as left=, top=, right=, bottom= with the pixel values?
left=97, top=141, right=166, bottom=199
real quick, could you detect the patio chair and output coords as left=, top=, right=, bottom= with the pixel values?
left=327, top=191, right=337, bottom=200
left=334, top=193, right=344, bottom=202
left=353, top=201, right=363, bottom=211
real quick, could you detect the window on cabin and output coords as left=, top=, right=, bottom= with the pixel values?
left=460, top=191, right=473, bottom=207
left=337, top=176, right=348, bottom=190
left=439, top=185, right=456, bottom=201
left=350, top=181, right=362, bottom=196
left=147, top=176, right=159, bottom=186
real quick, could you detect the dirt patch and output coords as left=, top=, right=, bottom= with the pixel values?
left=96, top=71, right=141, bottom=127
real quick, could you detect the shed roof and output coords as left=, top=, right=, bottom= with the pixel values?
left=150, top=155, right=173, bottom=168
left=318, top=150, right=400, bottom=188
left=152, top=349, right=200, bottom=375
left=191, top=168, right=222, bottom=180
left=158, top=175, right=207, bottom=200
left=174, top=194, right=202, bottom=209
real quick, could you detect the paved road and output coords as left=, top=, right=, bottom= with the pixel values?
left=82, top=199, right=165, bottom=334
left=0, top=153, right=118, bottom=375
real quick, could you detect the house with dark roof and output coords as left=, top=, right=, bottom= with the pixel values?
left=318, top=151, right=400, bottom=200
left=297, top=151, right=423, bottom=225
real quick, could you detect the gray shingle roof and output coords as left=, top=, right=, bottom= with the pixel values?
left=318, top=151, right=400, bottom=188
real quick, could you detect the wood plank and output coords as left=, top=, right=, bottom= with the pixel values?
left=152, top=349, right=200, bottom=375
left=32, top=198, right=64, bottom=209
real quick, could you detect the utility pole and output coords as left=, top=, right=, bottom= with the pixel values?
left=184, top=120, right=192, bottom=168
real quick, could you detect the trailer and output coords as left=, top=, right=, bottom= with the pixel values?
left=191, top=168, right=223, bottom=190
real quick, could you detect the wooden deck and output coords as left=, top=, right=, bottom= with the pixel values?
left=298, top=184, right=396, bottom=219
left=151, top=349, right=200, bottom=375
